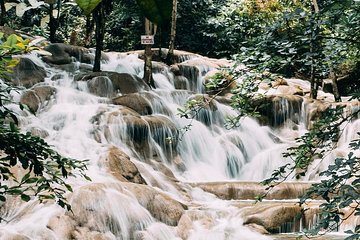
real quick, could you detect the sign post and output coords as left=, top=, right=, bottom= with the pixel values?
left=141, top=35, right=154, bottom=45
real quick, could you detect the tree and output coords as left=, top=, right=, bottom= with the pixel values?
left=136, top=0, right=172, bottom=87
left=165, top=0, right=177, bottom=64
left=0, top=33, right=89, bottom=213
left=76, top=0, right=112, bottom=72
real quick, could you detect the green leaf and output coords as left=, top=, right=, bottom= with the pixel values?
left=75, top=0, right=102, bottom=16
left=0, top=195, right=6, bottom=202
left=135, top=0, right=172, bottom=26
left=21, top=194, right=31, bottom=202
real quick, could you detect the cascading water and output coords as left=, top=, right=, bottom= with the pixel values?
left=0, top=49, right=358, bottom=240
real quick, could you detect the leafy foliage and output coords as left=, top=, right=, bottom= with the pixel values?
left=135, top=0, right=172, bottom=26
left=0, top=33, right=89, bottom=214
left=76, top=0, right=102, bottom=16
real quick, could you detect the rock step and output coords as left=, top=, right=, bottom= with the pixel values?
left=189, top=181, right=313, bottom=200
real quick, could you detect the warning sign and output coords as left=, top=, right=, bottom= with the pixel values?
left=141, top=35, right=154, bottom=45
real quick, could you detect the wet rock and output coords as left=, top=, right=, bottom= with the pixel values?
left=29, top=127, right=49, bottom=138
left=187, top=94, right=218, bottom=126
left=72, top=227, right=116, bottom=240
left=10, top=58, right=46, bottom=88
left=87, top=76, right=114, bottom=98
left=76, top=72, right=149, bottom=95
left=20, top=90, right=40, bottom=112
left=170, top=64, right=181, bottom=76
left=176, top=214, right=193, bottom=239
left=33, top=85, right=56, bottom=103
left=204, top=69, right=237, bottom=96
left=152, top=61, right=168, bottom=74
left=174, top=76, right=189, bottom=90
left=143, top=115, right=179, bottom=157
left=103, top=146, right=146, bottom=184
left=0, top=231, right=31, bottom=240
left=256, top=95, right=303, bottom=127
left=47, top=214, right=76, bottom=239
left=20, top=85, right=56, bottom=113
left=113, top=94, right=152, bottom=115
left=242, top=203, right=302, bottom=233
left=42, top=43, right=107, bottom=65
left=72, top=183, right=186, bottom=229
left=149, top=193, right=184, bottom=226
left=246, top=223, right=270, bottom=235
left=124, top=183, right=186, bottom=226
left=190, top=182, right=311, bottom=200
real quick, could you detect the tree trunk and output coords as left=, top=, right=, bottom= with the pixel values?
left=310, top=0, right=320, bottom=99
left=166, top=0, right=178, bottom=64
left=49, top=4, right=56, bottom=42
left=0, top=0, right=6, bottom=25
left=84, top=16, right=95, bottom=47
left=330, top=68, right=341, bottom=102
left=93, top=2, right=105, bottom=72
left=143, top=18, right=155, bottom=88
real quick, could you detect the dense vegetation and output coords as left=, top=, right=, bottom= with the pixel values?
left=0, top=0, right=359, bottom=238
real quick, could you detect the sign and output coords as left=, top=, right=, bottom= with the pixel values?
left=141, top=35, right=154, bottom=45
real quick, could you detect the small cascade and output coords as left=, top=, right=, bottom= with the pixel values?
left=1, top=48, right=358, bottom=239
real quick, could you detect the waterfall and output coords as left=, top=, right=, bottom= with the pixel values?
left=0, top=49, right=358, bottom=239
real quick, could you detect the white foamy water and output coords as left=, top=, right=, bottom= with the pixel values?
left=0, top=51, right=358, bottom=239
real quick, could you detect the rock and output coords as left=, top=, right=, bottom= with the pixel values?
left=32, top=85, right=56, bottom=103
left=245, top=223, right=270, bottom=235
left=271, top=77, right=288, bottom=87
left=20, top=90, right=40, bottom=112
left=242, top=203, right=302, bottom=233
left=72, top=183, right=186, bottom=230
left=103, top=146, right=146, bottom=184
left=42, top=43, right=107, bottom=65
left=123, top=183, right=186, bottom=226
left=20, top=85, right=56, bottom=113
left=256, top=95, right=304, bottom=127
left=149, top=194, right=185, bottom=226
left=174, top=76, right=189, bottom=90
left=187, top=94, right=218, bottom=126
left=11, top=58, right=46, bottom=88
left=142, top=115, right=179, bottom=158
left=152, top=61, right=168, bottom=74
left=29, top=127, right=49, bottom=138
left=87, top=76, right=114, bottom=97
left=0, top=26, right=16, bottom=37
left=47, top=214, right=76, bottom=240
left=176, top=214, right=193, bottom=239
left=113, top=94, right=152, bottom=115
left=72, top=227, right=116, bottom=240
left=76, top=72, right=149, bottom=95
left=105, top=109, right=151, bottom=157
left=170, top=64, right=181, bottom=76
left=204, top=69, right=237, bottom=96
left=0, top=231, right=31, bottom=240
left=190, top=182, right=311, bottom=200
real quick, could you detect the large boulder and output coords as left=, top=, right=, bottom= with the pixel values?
left=76, top=72, right=149, bottom=95
left=71, top=183, right=186, bottom=230
left=204, top=69, right=237, bottom=96
left=113, top=94, right=152, bottom=115
left=42, top=43, right=106, bottom=65
left=257, top=95, right=304, bottom=127
left=87, top=76, right=114, bottom=98
left=187, top=94, right=219, bottom=126
left=241, top=203, right=303, bottom=233
left=102, top=146, right=146, bottom=184
left=11, top=58, right=46, bottom=88
left=20, top=85, right=56, bottom=113
left=142, top=115, right=178, bottom=158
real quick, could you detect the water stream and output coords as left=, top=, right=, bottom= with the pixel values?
left=0, top=51, right=358, bottom=239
